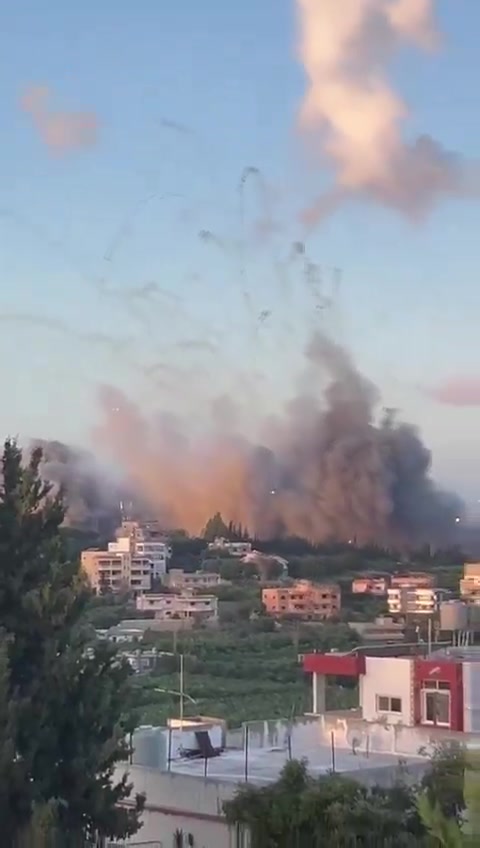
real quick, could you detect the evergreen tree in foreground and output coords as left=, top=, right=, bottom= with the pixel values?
left=0, top=439, right=144, bottom=845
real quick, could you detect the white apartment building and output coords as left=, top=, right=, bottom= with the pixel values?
left=387, top=586, right=449, bottom=616
left=207, top=537, right=252, bottom=557
left=81, top=550, right=152, bottom=594
left=164, top=569, right=221, bottom=590
left=136, top=592, right=218, bottom=623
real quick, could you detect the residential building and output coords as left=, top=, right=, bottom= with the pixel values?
left=349, top=616, right=406, bottom=643
left=164, top=568, right=221, bottom=590
left=81, top=549, right=152, bottom=594
left=460, top=562, right=480, bottom=599
left=207, top=537, right=252, bottom=557
left=390, top=572, right=434, bottom=589
left=115, top=520, right=171, bottom=578
left=81, top=521, right=172, bottom=593
left=136, top=592, right=218, bottom=623
left=262, top=580, right=341, bottom=619
left=303, top=643, right=480, bottom=732
left=351, top=575, right=389, bottom=596
left=387, top=586, right=449, bottom=616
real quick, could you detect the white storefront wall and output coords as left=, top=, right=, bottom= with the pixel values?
left=360, top=657, right=413, bottom=726
left=463, top=661, right=480, bottom=732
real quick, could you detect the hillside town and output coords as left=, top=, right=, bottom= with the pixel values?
left=72, top=519, right=480, bottom=844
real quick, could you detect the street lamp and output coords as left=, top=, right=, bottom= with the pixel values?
left=157, top=651, right=186, bottom=727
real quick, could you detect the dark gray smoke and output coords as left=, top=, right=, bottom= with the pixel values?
left=95, top=332, right=463, bottom=548
left=31, top=439, right=124, bottom=533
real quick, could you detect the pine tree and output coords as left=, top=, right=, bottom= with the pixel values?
left=0, top=439, right=144, bottom=845
left=202, top=512, right=228, bottom=541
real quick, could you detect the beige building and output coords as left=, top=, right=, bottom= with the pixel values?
left=207, top=537, right=252, bottom=557
left=81, top=550, right=152, bottom=594
left=460, top=563, right=480, bottom=599
left=164, top=568, right=221, bottom=590
left=136, top=592, right=218, bottom=623
left=82, top=521, right=172, bottom=593
left=262, top=580, right=340, bottom=619
left=390, top=572, right=434, bottom=589
left=387, top=586, right=449, bottom=616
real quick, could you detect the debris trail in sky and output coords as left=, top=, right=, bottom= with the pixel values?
left=103, top=192, right=183, bottom=262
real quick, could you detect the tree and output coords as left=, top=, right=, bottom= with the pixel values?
left=224, top=759, right=427, bottom=847
left=0, top=440, right=144, bottom=845
left=202, top=512, right=229, bottom=541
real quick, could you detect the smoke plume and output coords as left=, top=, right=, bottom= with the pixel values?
left=296, top=0, right=477, bottom=222
left=19, top=85, right=98, bottom=154
left=31, top=439, right=123, bottom=533
left=94, top=332, right=462, bottom=547
left=427, top=376, right=480, bottom=407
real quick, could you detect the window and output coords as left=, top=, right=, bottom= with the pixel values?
left=377, top=695, right=402, bottom=714
left=423, top=690, right=450, bottom=726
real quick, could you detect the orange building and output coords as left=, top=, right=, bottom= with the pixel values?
left=262, top=580, right=341, bottom=620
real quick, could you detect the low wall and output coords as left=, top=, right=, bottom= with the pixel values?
left=238, top=714, right=480, bottom=762
left=114, top=765, right=244, bottom=848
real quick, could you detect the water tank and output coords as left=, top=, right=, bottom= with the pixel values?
left=131, top=726, right=162, bottom=768
left=468, top=603, right=480, bottom=631
left=440, top=601, right=468, bottom=632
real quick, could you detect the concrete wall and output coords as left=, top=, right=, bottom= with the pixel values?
left=464, top=661, right=480, bottom=732
left=114, top=766, right=247, bottom=848
left=239, top=713, right=480, bottom=762
left=361, top=657, right=413, bottom=725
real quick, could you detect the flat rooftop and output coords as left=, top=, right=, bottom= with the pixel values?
left=168, top=743, right=424, bottom=786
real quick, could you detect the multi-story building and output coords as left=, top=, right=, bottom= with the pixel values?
left=262, top=580, right=341, bottom=620
left=207, top=537, right=252, bottom=557
left=390, top=572, right=434, bottom=589
left=136, top=592, right=218, bottom=623
left=82, top=521, right=172, bottom=593
left=164, top=568, right=221, bottom=591
left=115, top=520, right=171, bottom=578
left=352, top=575, right=389, bottom=596
left=460, top=562, right=480, bottom=600
left=303, top=644, right=480, bottom=732
left=387, top=586, right=450, bottom=616
left=81, top=550, right=153, bottom=594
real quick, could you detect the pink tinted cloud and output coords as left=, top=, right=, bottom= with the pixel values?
left=19, top=85, right=98, bottom=154
left=428, top=376, right=480, bottom=407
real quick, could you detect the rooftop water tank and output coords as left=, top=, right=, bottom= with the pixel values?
left=440, top=600, right=469, bottom=632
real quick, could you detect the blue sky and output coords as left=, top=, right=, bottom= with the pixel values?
left=1, top=0, right=480, bottom=501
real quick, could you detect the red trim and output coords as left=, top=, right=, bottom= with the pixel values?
left=413, top=659, right=463, bottom=731
left=303, top=653, right=366, bottom=676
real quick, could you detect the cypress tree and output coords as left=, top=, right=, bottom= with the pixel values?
left=0, top=439, right=144, bottom=845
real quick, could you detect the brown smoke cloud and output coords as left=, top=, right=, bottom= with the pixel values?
left=19, top=85, right=98, bottom=153
left=94, top=331, right=462, bottom=547
left=296, top=0, right=478, bottom=223
left=427, top=376, right=480, bottom=407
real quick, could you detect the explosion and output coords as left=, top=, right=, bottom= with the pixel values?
left=94, top=331, right=462, bottom=547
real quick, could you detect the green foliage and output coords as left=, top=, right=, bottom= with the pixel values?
left=202, top=511, right=229, bottom=541
left=224, top=759, right=427, bottom=847
left=421, top=741, right=467, bottom=820
left=0, top=440, right=144, bottom=844
left=135, top=624, right=358, bottom=727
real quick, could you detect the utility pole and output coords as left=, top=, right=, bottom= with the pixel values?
left=179, top=653, right=184, bottom=729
